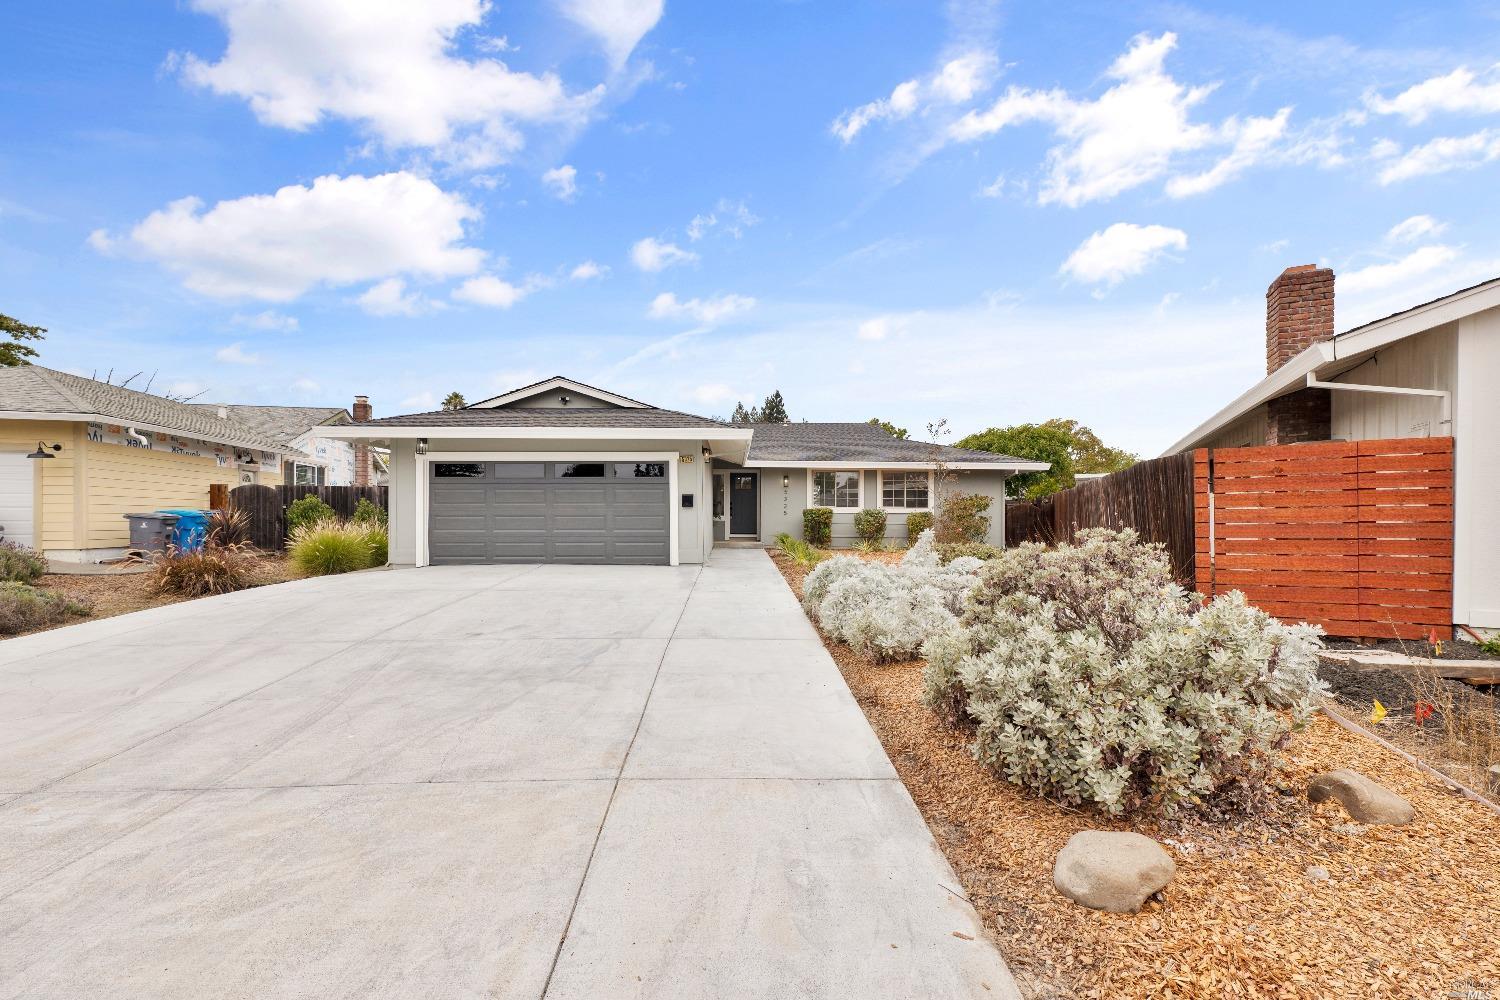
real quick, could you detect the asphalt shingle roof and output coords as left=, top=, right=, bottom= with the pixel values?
left=744, top=422, right=1033, bottom=465
left=355, top=406, right=734, bottom=429
left=190, top=404, right=348, bottom=448
left=0, top=365, right=291, bottom=452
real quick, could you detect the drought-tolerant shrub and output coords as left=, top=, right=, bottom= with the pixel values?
left=803, top=506, right=833, bottom=547
left=149, top=543, right=256, bottom=597
left=923, top=528, right=1327, bottom=817
left=776, top=532, right=823, bottom=568
left=935, top=492, right=992, bottom=544
left=0, top=582, right=93, bottom=634
left=935, top=541, right=1003, bottom=564
left=853, top=508, right=887, bottom=546
left=206, top=507, right=252, bottom=548
left=285, top=494, right=335, bottom=536
left=905, top=511, right=934, bottom=544
left=362, top=523, right=389, bottom=567
left=0, top=540, right=47, bottom=584
left=289, top=520, right=375, bottom=576
left=800, top=530, right=983, bottom=661
left=352, top=497, right=388, bottom=527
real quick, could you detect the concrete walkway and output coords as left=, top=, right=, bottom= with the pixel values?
left=0, top=549, right=1017, bottom=999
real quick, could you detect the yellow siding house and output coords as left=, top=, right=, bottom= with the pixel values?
left=0, top=365, right=291, bottom=562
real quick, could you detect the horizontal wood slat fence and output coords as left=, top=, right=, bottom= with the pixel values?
left=1195, top=438, right=1454, bottom=640
left=1004, top=452, right=1197, bottom=584
left=225, top=484, right=389, bottom=551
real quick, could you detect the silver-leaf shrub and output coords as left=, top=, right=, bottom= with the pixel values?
left=922, top=528, right=1326, bottom=816
left=801, top=529, right=982, bottom=661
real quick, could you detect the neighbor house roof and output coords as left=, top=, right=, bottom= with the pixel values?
left=1162, top=274, right=1500, bottom=455
left=743, top=422, right=1047, bottom=469
left=0, top=365, right=291, bottom=453
left=351, top=406, right=733, bottom=429
left=191, top=403, right=348, bottom=448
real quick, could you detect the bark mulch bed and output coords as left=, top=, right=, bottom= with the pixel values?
left=4, top=555, right=295, bottom=641
left=772, top=550, right=1500, bottom=1000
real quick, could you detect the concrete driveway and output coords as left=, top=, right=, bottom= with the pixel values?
left=0, top=549, right=1016, bottom=999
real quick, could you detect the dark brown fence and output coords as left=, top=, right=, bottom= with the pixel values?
left=1005, top=453, right=1197, bottom=583
left=226, top=484, right=388, bottom=550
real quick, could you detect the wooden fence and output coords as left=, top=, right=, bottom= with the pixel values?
left=1004, top=452, right=1197, bottom=583
left=225, top=484, right=389, bottom=551
left=1194, top=438, right=1453, bottom=640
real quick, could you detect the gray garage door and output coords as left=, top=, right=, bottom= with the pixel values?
left=428, top=460, right=670, bottom=565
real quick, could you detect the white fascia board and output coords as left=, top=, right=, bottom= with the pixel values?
left=1334, top=278, right=1500, bottom=359
left=743, top=459, right=1048, bottom=471
left=0, top=409, right=290, bottom=454
left=467, top=376, right=650, bottom=409
left=312, top=425, right=753, bottom=442
left=1160, top=342, right=1335, bottom=456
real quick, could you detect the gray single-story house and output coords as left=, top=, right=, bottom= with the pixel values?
left=317, top=376, right=1045, bottom=566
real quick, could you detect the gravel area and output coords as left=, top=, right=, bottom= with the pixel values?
left=774, top=550, right=1500, bottom=999
left=1326, top=637, right=1499, bottom=661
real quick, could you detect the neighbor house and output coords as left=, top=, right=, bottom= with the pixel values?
left=1167, top=265, right=1500, bottom=632
left=0, top=365, right=292, bottom=561
left=192, top=396, right=386, bottom=486
left=317, top=375, right=1045, bottom=566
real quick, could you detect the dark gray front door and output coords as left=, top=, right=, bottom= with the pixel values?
left=428, top=460, right=670, bottom=564
left=729, top=472, right=758, bottom=536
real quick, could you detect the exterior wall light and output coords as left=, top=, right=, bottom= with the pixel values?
left=416, top=438, right=428, bottom=455
left=782, top=474, right=790, bottom=487
left=27, top=442, right=61, bottom=459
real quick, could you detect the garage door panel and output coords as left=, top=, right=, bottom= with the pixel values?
left=429, top=459, right=670, bottom=565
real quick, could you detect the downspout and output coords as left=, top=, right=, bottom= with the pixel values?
left=1304, top=374, right=1452, bottom=430
left=124, top=427, right=150, bottom=447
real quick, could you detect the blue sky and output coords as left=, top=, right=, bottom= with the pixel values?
left=4, top=1, right=1500, bottom=455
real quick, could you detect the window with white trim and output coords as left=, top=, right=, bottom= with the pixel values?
left=880, top=471, right=930, bottom=510
left=292, top=462, right=327, bottom=486
left=810, top=470, right=860, bottom=509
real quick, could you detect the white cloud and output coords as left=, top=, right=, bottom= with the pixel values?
left=358, top=277, right=428, bottom=316
left=1060, top=222, right=1188, bottom=287
left=178, top=0, right=600, bottom=168
left=949, top=33, right=1291, bottom=207
left=542, top=164, right=578, bottom=201
left=648, top=291, right=755, bottom=324
left=690, top=382, right=736, bottom=405
left=856, top=316, right=903, bottom=341
left=686, top=199, right=760, bottom=241
left=1366, top=64, right=1500, bottom=123
left=1376, top=129, right=1500, bottom=184
left=555, top=0, right=664, bottom=69
left=94, top=172, right=482, bottom=301
left=630, top=236, right=698, bottom=272
left=231, top=309, right=299, bottom=331
left=452, top=274, right=546, bottom=309
left=570, top=259, right=609, bottom=280
left=1339, top=244, right=1460, bottom=294
left=833, top=51, right=997, bottom=143
left=1385, top=215, right=1447, bottom=244
left=979, top=174, right=1007, bottom=198
left=215, top=342, right=259, bottom=365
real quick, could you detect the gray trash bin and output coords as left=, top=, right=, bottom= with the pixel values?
left=124, top=512, right=180, bottom=554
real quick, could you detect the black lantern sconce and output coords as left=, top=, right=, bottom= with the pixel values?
left=27, top=441, right=62, bottom=460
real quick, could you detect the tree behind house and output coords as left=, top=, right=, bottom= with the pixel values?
left=867, top=418, right=909, bottom=439
left=730, top=390, right=791, bottom=424
left=442, top=391, right=466, bottom=410
left=1, top=313, right=45, bottom=367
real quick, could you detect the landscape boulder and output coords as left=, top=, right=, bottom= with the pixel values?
left=1307, top=769, right=1414, bottom=825
left=1053, top=831, right=1175, bottom=914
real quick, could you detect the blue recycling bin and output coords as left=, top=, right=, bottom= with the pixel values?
left=155, top=509, right=211, bottom=553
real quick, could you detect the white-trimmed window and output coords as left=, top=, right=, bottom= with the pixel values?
left=292, top=462, right=327, bottom=486
left=880, top=470, right=931, bottom=510
left=809, top=470, right=861, bottom=509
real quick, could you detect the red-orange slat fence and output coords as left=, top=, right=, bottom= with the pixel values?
left=1195, top=437, right=1453, bottom=640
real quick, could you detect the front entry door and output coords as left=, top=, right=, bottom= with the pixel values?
left=729, top=472, right=759, bottom=536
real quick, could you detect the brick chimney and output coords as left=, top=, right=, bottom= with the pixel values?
left=1264, top=265, right=1334, bottom=445
left=352, top=394, right=372, bottom=486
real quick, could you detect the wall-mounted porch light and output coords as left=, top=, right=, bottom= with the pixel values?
left=416, top=437, right=429, bottom=455
left=27, top=442, right=61, bottom=460
left=782, top=474, right=790, bottom=487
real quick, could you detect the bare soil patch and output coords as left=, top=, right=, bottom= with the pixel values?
left=4, top=555, right=295, bottom=641
left=774, top=550, right=1500, bottom=999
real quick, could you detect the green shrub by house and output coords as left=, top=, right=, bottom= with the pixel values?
left=0, top=541, right=47, bottom=584
left=0, top=582, right=92, bottom=634
left=289, top=520, right=375, bottom=576
left=352, top=497, right=388, bottom=527
left=935, top=492, right=991, bottom=544
left=853, top=508, right=886, bottom=546
left=905, top=511, right=934, bottom=544
left=285, top=495, right=335, bottom=536
left=149, top=544, right=255, bottom=597
left=935, top=541, right=1003, bottom=564
left=922, top=528, right=1326, bottom=817
left=803, top=506, right=833, bottom=547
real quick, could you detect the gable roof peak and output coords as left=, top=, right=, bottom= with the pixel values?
left=467, top=375, right=653, bottom=410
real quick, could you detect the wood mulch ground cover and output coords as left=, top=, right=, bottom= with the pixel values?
left=3, top=555, right=295, bottom=641
left=772, top=550, right=1500, bottom=1000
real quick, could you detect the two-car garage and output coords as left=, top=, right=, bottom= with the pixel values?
left=427, top=459, right=672, bottom=565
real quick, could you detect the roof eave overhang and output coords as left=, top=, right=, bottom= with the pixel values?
left=0, top=409, right=290, bottom=454
left=1160, top=342, right=1336, bottom=456
left=742, top=459, right=1050, bottom=472
left=313, top=425, right=752, bottom=442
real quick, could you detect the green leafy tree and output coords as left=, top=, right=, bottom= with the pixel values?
left=867, top=418, right=909, bottom=439
left=442, top=391, right=466, bottom=410
left=730, top=390, right=791, bottom=424
left=1, top=313, right=45, bottom=367
left=1041, top=418, right=1137, bottom=474
left=730, top=402, right=753, bottom=424
left=957, top=424, right=1075, bottom=499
